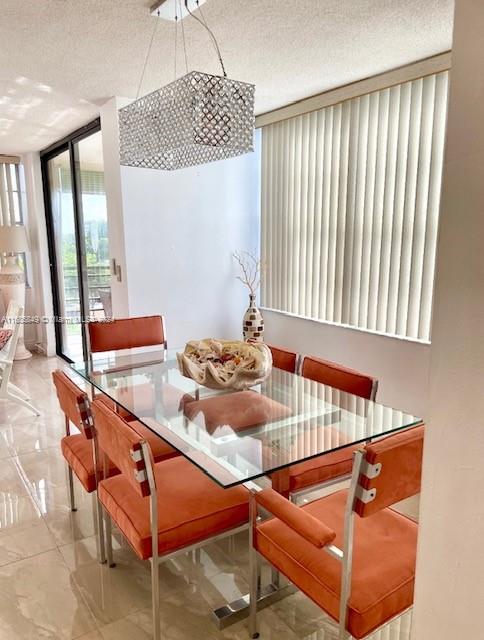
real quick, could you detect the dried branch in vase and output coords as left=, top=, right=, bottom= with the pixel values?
left=233, top=251, right=264, bottom=296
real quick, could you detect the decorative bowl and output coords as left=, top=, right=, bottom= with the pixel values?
left=177, top=339, right=272, bottom=390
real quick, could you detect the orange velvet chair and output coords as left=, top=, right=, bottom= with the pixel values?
left=91, top=399, right=249, bottom=640
left=88, top=314, right=189, bottom=422
left=300, top=356, right=378, bottom=399
left=287, top=355, right=378, bottom=501
left=54, top=368, right=179, bottom=465
left=52, top=370, right=109, bottom=563
left=249, top=425, right=424, bottom=640
left=267, top=344, right=299, bottom=374
left=88, top=315, right=167, bottom=353
left=52, top=370, right=179, bottom=563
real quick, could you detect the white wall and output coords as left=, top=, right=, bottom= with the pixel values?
left=264, top=311, right=430, bottom=418
left=100, top=98, right=130, bottom=318
left=100, top=98, right=261, bottom=347
left=117, top=134, right=261, bottom=347
left=412, top=1, right=484, bottom=638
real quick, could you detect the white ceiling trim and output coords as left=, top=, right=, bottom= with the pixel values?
left=255, top=51, right=452, bottom=128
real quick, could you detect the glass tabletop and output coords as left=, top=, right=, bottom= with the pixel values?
left=72, top=348, right=422, bottom=488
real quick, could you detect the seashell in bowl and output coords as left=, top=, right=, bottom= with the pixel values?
left=177, top=339, right=272, bottom=391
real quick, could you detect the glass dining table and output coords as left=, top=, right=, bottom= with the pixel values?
left=72, top=347, right=422, bottom=626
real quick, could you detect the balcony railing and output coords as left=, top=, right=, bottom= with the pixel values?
left=61, top=264, right=111, bottom=315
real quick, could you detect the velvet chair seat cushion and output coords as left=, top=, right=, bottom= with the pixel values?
left=109, top=382, right=191, bottom=419
left=97, top=390, right=180, bottom=462
left=255, top=489, right=417, bottom=639
left=128, top=420, right=178, bottom=463
left=288, top=444, right=360, bottom=492
left=183, top=390, right=292, bottom=436
left=62, top=420, right=176, bottom=494
left=98, top=456, right=249, bottom=560
left=61, top=434, right=117, bottom=493
left=96, top=381, right=191, bottom=420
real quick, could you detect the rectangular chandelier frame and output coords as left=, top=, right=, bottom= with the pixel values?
left=119, top=70, right=255, bottom=171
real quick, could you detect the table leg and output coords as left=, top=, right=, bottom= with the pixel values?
left=211, top=471, right=294, bottom=629
left=211, top=583, right=296, bottom=630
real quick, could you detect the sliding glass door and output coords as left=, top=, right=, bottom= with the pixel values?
left=42, top=120, right=111, bottom=361
left=46, top=148, right=83, bottom=360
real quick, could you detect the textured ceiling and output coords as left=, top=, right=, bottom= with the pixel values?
left=0, top=0, right=454, bottom=154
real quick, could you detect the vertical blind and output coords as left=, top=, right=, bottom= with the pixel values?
left=0, top=158, right=23, bottom=226
left=0, top=158, right=29, bottom=285
left=261, top=71, right=449, bottom=341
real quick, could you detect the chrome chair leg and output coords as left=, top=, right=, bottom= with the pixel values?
left=271, top=566, right=280, bottom=588
left=92, top=492, right=106, bottom=564
left=338, top=626, right=351, bottom=640
left=67, top=466, right=77, bottom=512
left=228, top=534, right=236, bottom=555
left=104, top=508, right=115, bottom=567
left=151, top=557, right=161, bottom=640
left=249, top=548, right=260, bottom=638
left=249, top=491, right=259, bottom=639
left=249, top=544, right=261, bottom=639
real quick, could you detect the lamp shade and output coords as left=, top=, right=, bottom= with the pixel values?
left=0, top=225, right=29, bottom=253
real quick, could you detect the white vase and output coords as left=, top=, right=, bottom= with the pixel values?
left=243, top=294, right=264, bottom=342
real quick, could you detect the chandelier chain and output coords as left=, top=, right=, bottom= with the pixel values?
left=196, top=1, right=208, bottom=27
left=185, top=0, right=227, bottom=77
left=136, top=10, right=160, bottom=100
left=174, top=14, right=178, bottom=80
left=178, top=0, right=189, bottom=73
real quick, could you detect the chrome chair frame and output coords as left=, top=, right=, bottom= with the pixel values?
left=59, top=392, right=106, bottom=565
left=249, top=447, right=411, bottom=640
left=100, top=437, right=248, bottom=640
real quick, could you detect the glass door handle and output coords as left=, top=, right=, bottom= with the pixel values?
left=111, top=258, right=122, bottom=282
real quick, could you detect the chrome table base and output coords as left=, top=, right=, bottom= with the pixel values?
left=211, top=582, right=295, bottom=629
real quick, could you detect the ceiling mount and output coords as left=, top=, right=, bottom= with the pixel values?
left=150, top=0, right=207, bottom=21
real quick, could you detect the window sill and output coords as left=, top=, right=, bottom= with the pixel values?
left=260, top=306, right=432, bottom=347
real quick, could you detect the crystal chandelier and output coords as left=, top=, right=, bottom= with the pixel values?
left=119, top=0, right=255, bottom=171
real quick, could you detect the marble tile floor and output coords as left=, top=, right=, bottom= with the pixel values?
left=0, top=355, right=415, bottom=640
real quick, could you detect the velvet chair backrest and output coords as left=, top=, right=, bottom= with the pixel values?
left=88, top=315, right=166, bottom=353
left=301, top=355, right=377, bottom=401
left=52, top=370, right=93, bottom=439
left=91, top=399, right=153, bottom=497
left=355, top=425, right=425, bottom=517
left=267, top=344, right=298, bottom=373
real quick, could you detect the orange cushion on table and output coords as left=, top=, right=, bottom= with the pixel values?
left=98, top=456, right=249, bottom=560
left=128, top=420, right=178, bottom=463
left=288, top=444, right=360, bottom=492
left=61, top=434, right=117, bottom=493
left=255, top=489, right=417, bottom=639
left=184, top=390, right=292, bottom=436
